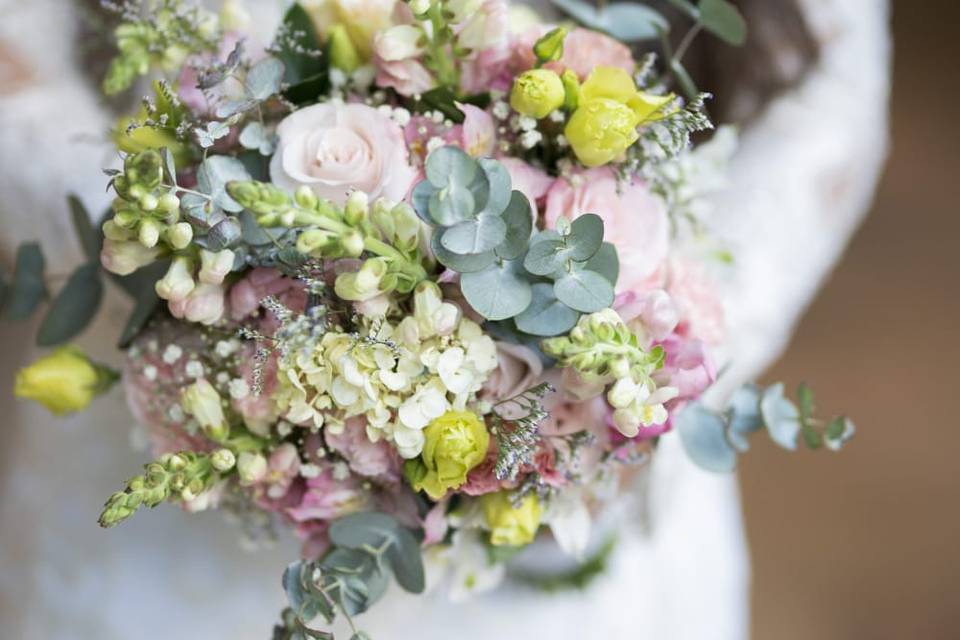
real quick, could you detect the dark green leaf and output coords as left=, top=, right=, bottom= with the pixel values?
left=36, top=264, right=103, bottom=346
left=797, top=382, right=815, bottom=420
left=275, top=4, right=327, bottom=87
left=115, top=263, right=166, bottom=348
left=676, top=402, right=738, bottom=472
left=494, top=191, right=533, bottom=260
left=160, top=147, right=177, bottom=186
left=582, top=242, right=619, bottom=285
left=415, top=86, right=467, bottom=123
left=68, top=195, right=102, bottom=262
left=568, top=213, right=604, bottom=261
left=431, top=232, right=496, bottom=273
left=4, top=242, right=47, bottom=320
left=824, top=416, right=855, bottom=451
left=514, top=283, right=579, bottom=336
left=698, top=0, right=747, bottom=46
left=461, top=259, right=533, bottom=321
left=801, top=424, right=823, bottom=450
left=111, top=259, right=169, bottom=299
left=554, top=269, right=614, bottom=313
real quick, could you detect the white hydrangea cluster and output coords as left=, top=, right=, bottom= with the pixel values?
left=275, top=282, right=497, bottom=458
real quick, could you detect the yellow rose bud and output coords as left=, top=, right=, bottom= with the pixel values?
left=328, top=23, right=361, bottom=73
left=15, top=346, right=116, bottom=415
left=481, top=491, right=542, bottom=547
left=564, top=98, right=640, bottom=167
left=405, top=410, right=489, bottom=499
left=510, top=69, right=565, bottom=119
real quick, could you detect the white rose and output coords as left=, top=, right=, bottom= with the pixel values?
left=269, top=102, right=418, bottom=205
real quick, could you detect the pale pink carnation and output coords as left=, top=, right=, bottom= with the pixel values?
left=286, top=465, right=370, bottom=523
left=545, top=168, right=669, bottom=294
left=325, top=417, right=402, bottom=482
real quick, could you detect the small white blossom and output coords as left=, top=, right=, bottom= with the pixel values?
left=518, top=116, right=537, bottom=131
left=392, top=107, right=411, bottom=126
left=300, top=463, right=321, bottom=479
left=229, top=377, right=251, bottom=399
left=143, top=365, right=158, bottom=381
left=520, top=130, right=542, bottom=149
left=162, top=344, right=183, bottom=365
left=185, top=360, right=205, bottom=379
left=426, top=136, right=445, bottom=153
left=492, top=100, right=510, bottom=120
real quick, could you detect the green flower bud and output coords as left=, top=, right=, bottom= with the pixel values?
left=139, top=193, right=158, bottom=212
left=158, top=192, right=180, bottom=213
left=294, top=186, right=318, bottom=210
left=561, top=69, right=580, bottom=111
left=124, top=150, right=163, bottom=190
left=533, top=26, right=567, bottom=64
left=211, top=448, right=236, bottom=472
left=341, top=229, right=365, bottom=258
left=297, top=229, right=338, bottom=256
left=138, top=218, right=162, bottom=248
left=166, top=222, right=194, bottom=249
left=102, top=219, right=129, bottom=241
left=334, top=257, right=388, bottom=301
left=510, top=69, right=565, bottom=119
left=328, top=24, right=360, bottom=73
left=226, top=180, right=290, bottom=215
left=408, top=0, right=431, bottom=16
left=345, top=190, right=369, bottom=225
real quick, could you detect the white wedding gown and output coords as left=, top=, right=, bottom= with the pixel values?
left=0, top=1, right=889, bottom=638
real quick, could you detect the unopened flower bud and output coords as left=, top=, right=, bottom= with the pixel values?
left=155, top=256, right=195, bottom=302
left=167, top=453, right=188, bottom=471
left=158, top=192, right=180, bottom=213
left=237, top=451, right=268, bottom=485
left=328, top=24, right=360, bottom=73
left=180, top=378, right=228, bottom=441
left=102, top=219, right=129, bottom=241
left=138, top=218, right=162, bottom=248
left=408, top=0, right=431, bottom=16
left=561, top=69, right=580, bottom=111
left=100, top=238, right=160, bottom=276
left=297, top=229, right=337, bottom=255
left=341, top=230, right=365, bottom=257
left=211, top=448, right=236, bottom=472
left=533, top=26, right=567, bottom=64
left=294, top=185, right=318, bottom=209
left=166, top=222, right=194, bottom=249
left=139, top=193, right=158, bottom=212
left=345, top=190, right=369, bottom=225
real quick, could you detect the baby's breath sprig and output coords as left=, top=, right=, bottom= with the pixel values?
left=491, top=382, right=555, bottom=482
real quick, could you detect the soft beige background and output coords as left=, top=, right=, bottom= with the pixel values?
left=741, top=1, right=960, bottom=637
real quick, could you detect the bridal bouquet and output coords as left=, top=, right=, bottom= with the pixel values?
left=8, top=0, right=854, bottom=637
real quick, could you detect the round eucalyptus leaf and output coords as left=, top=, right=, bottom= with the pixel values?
left=676, top=402, right=738, bottom=473
left=329, top=512, right=425, bottom=594
left=411, top=180, right=437, bottom=224
left=425, top=145, right=478, bottom=188
left=461, top=260, right=533, bottom=320
left=197, top=156, right=252, bottom=213
left=440, top=214, right=507, bottom=254
left=523, top=238, right=566, bottom=276
left=495, top=191, right=534, bottom=260
left=568, top=213, right=604, bottom=261
left=246, top=57, right=284, bottom=100
left=428, top=185, right=476, bottom=226
left=431, top=232, right=496, bottom=273
left=207, top=217, right=242, bottom=250
left=514, top=283, right=579, bottom=336
left=759, top=383, right=801, bottom=450
left=582, top=241, right=619, bottom=285
left=36, top=263, right=103, bottom=346
left=725, top=383, right=763, bottom=452
left=477, top=157, right=513, bottom=216
left=554, top=269, right=614, bottom=312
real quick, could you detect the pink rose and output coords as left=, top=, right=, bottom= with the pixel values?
left=545, top=168, right=668, bottom=294
left=374, top=56, right=435, bottom=96
left=325, top=417, right=402, bottom=482
left=269, top=103, right=417, bottom=204
left=481, top=342, right=543, bottom=406
left=666, top=258, right=725, bottom=345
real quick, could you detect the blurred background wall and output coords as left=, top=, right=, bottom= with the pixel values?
left=741, top=1, right=960, bottom=637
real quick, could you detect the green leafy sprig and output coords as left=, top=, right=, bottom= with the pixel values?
left=676, top=382, right=856, bottom=472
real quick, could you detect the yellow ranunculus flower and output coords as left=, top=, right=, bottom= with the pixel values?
left=510, top=69, right=566, bottom=119
left=481, top=491, right=542, bottom=547
left=405, top=410, right=489, bottom=500
left=14, top=346, right=114, bottom=416
left=564, top=66, right=675, bottom=167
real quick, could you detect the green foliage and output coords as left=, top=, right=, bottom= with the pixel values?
left=272, top=3, right=329, bottom=105
left=677, top=382, right=855, bottom=473
left=279, top=512, right=425, bottom=640
left=511, top=534, right=618, bottom=592
left=550, top=0, right=668, bottom=42
left=415, top=147, right=620, bottom=336
left=36, top=264, right=103, bottom=347
left=3, top=243, right=47, bottom=320
left=698, top=0, right=747, bottom=46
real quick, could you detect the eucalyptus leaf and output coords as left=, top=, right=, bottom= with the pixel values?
left=494, top=191, right=533, bottom=260
left=551, top=0, right=668, bottom=41
left=197, top=156, right=251, bottom=213
left=726, top=384, right=762, bottom=452
left=68, top=195, right=101, bottom=262
left=246, top=57, right=284, bottom=100
left=461, top=259, right=533, bottom=321
left=514, top=283, right=579, bottom=336
left=523, top=239, right=567, bottom=276
left=118, top=285, right=160, bottom=349
left=824, top=417, right=855, bottom=451
left=698, top=0, right=747, bottom=46
left=328, top=512, right=425, bottom=594
left=477, top=158, right=512, bottom=217
left=238, top=121, right=275, bottom=155
left=160, top=147, right=177, bottom=186
left=239, top=210, right=276, bottom=245
left=554, top=269, right=614, bottom=313
left=36, top=264, right=103, bottom=346
left=425, top=146, right=478, bottom=189
left=797, top=382, right=815, bottom=420
left=320, top=548, right=388, bottom=616
left=759, top=383, right=801, bottom=451
left=195, top=120, right=231, bottom=148
left=676, top=402, right=738, bottom=472
left=431, top=232, right=496, bottom=273
left=568, top=213, right=604, bottom=261
left=582, top=242, right=619, bottom=285
left=4, top=242, right=47, bottom=320
left=411, top=181, right=436, bottom=224
left=215, top=98, right=257, bottom=119
left=180, top=193, right=216, bottom=224
left=207, top=217, right=242, bottom=250
left=440, top=214, right=507, bottom=254
left=282, top=561, right=316, bottom=623
left=428, top=185, right=476, bottom=226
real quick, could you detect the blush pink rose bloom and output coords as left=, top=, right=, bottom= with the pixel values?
left=325, top=417, right=402, bottom=482
left=545, top=168, right=669, bottom=294
left=666, top=258, right=725, bottom=345
left=270, top=102, right=418, bottom=204
left=513, top=27, right=634, bottom=80
left=481, top=342, right=543, bottom=407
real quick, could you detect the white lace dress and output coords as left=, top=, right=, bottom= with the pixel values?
left=0, top=1, right=889, bottom=638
